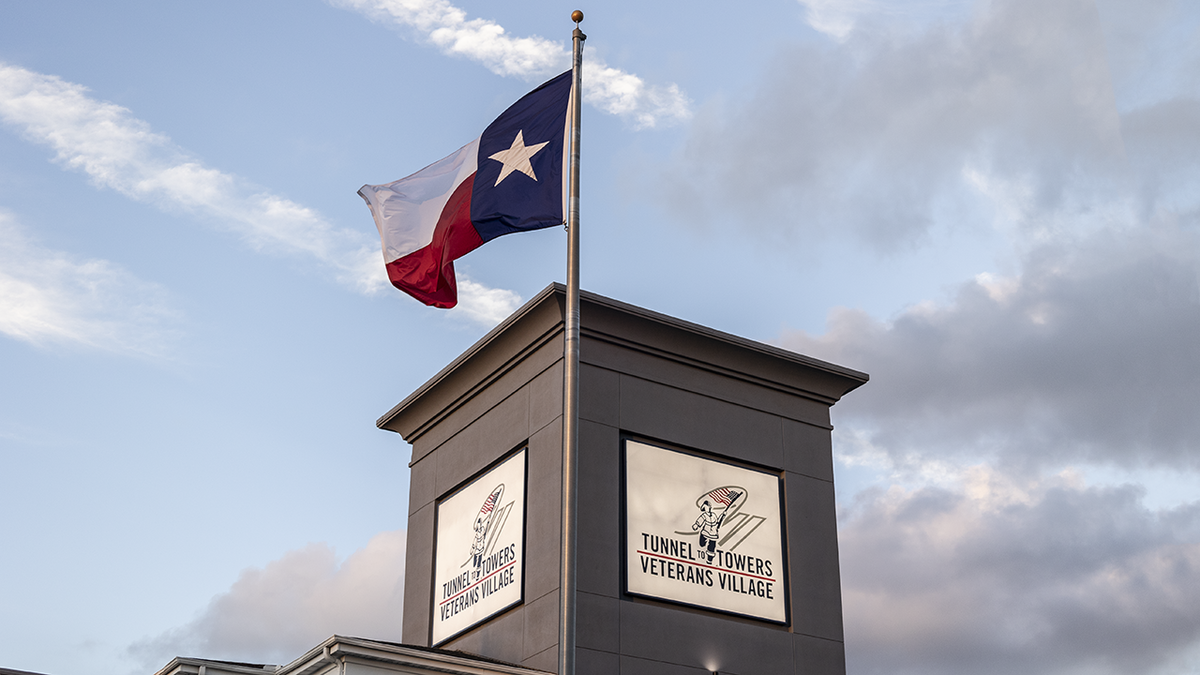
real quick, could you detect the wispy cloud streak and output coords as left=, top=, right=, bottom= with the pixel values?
left=0, top=63, right=383, bottom=294
left=0, top=212, right=179, bottom=356
left=329, top=0, right=691, bottom=128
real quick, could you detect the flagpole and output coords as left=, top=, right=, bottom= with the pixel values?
left=559, top=9, right=585, bottom=675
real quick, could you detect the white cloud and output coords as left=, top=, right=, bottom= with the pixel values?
left=0, top=212, right=179, bottom=356
left=586, top=62, right=692, bottom=130
left=450, top=276, right=522, bottom=327
left=797, top=0, right=867, bottom=40
left=128, top=530, right=406, bottom=668
left=329, top=0, right=691, bottom=128
left=797, top=0, right=973, bottom=40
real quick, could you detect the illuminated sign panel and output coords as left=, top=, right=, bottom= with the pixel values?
left=624, top=439, right=787, bottom=623
left=432, top=448, right=526, bottom=644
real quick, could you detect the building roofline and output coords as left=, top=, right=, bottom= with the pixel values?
left=377, top=283, right=868, bottom=433
left=153, top=657, right=279, bottom=675
left=277, top=636, right=553, bottom=675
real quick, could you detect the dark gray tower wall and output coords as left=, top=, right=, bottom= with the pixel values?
left=379, top=284, right=867, bottom=675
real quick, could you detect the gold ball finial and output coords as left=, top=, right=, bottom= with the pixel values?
left=571, top=9, right=584, bottom=23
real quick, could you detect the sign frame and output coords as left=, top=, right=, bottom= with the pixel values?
left=620, top=436, right=791, bottom=626
left=430, top=445, right=528, bottom=646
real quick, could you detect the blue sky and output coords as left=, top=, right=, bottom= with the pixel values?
left=2, top=1, right=1200, bottom=674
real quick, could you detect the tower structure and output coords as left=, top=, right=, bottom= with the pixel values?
left=379, top=284, right=868, bottom=675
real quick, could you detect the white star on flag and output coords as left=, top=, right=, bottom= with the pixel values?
left=487, top=130, right=549, bottom=186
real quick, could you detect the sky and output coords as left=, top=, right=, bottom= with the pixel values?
left=1, top=1, right=1199, bottom=674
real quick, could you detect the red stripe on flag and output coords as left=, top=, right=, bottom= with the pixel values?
left=384, top=174, right=484, bottom=308
left=708, top=488, right=734, bottom=505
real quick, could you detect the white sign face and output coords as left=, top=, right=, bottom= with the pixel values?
left=624, top=440, right=787, bottom=623
left=432, top=448, right=526, bottom=644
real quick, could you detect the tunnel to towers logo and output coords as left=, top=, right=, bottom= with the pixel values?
left=432, top=448, right=526, bottom=644
left=468, top=483, right=509, bottom=573
left=624, top=440, right=787, bottom=623
left=684, top=486, right=752, bottom=561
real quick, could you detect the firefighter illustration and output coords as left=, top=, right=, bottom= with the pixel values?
left=692, top=487, right=742, bottom=562
left=470, top=484, right=504, bottom=569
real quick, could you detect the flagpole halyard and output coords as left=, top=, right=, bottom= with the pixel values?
left=559, top=9, right=585, bottom=675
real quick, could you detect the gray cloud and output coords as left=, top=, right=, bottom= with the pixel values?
left=1094, top=0, right=1200, bottom=112
left=744, top=0, right=1200, bottom=472
left=128, top=530, right=405, bottom=669
left=839, top=470, right=1200, bottom=675
left=672, top=4, right=1200, bottom=675
left=663, top=0, right=1127, bottom=249
left=1122, top=98, right=1200, bottom=225
left=782, top=224, right=1200, bottom=471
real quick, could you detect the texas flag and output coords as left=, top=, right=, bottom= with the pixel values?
left=358, top=71, right=573, bottom=308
